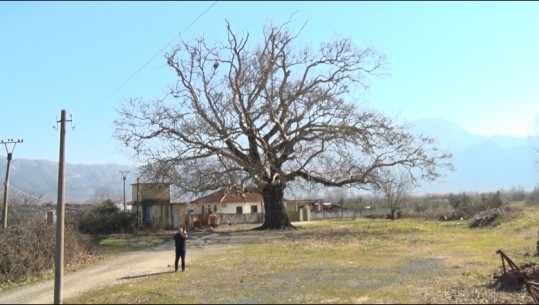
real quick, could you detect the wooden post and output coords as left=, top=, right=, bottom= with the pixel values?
left=54, top=109, right=69, bottom=304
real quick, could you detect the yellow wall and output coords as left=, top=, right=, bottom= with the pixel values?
left=130, top=183, right=188, bottom=229
left=131, top=183, right=170, bottom=202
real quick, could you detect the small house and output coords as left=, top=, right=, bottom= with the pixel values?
left=190, top=188, right=264, bottom=227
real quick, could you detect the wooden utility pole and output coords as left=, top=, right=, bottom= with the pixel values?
left=136, top=177, right=140, bottom=228
left=54, top=109, right=71, bottom=304
left=120, top=171, right=129, bottom=212
left=1, top=139, right=23, bottom=230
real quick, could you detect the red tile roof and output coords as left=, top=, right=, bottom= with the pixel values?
left=192, top=189, right=262, bottom=204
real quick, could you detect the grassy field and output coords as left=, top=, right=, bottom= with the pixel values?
left=92, top=233, right=172, bottom=256
left=65, top=202, right=539, bottom=304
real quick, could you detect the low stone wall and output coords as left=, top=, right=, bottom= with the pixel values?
left=311, top=209, right=374, bottom=220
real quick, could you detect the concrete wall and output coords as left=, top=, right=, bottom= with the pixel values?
left=218, top=213, right=264, bottom=225
left=143, top=203, right=190, bottom=229
left=196, top=201, right=263, bottom=214
left=172, top=204, right=189, bottom=228
left=311, top=209, right=374, bottom=220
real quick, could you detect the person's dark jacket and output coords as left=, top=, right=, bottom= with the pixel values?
left=174, top=231, right=187, bottom=250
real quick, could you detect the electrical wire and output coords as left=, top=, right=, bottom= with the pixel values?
left=65, top=1, right=219, bottom=166
left=76, top=1, right=219, bottom=128
left=7, top=185, right=43, bottom=202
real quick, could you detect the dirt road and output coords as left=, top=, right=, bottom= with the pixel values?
left=0, top=225, right=287, bottom=304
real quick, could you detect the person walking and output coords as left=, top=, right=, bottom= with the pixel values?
left=174, top=227, right=188, bottom=272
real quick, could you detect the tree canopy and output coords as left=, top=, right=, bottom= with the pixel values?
left=114, top=20, right=453, bottom=229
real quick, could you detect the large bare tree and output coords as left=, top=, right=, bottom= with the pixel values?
left=114, top=20, right=453, bottom=229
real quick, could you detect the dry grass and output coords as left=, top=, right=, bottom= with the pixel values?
left=65, top=202, right=539, bottom=304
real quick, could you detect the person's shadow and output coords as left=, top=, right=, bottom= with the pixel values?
left=119, top=271, right=174, bottom=280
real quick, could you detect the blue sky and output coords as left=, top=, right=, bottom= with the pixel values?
left=1, top=1, right=538, bottom=166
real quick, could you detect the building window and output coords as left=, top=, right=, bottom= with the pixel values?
left=214, top=204, right=217, bottom=213
left=251, top=205, right=258, bottom=213
left=236, top=206, right=243, bottom=214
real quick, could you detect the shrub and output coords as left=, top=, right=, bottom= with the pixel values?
left=0, top=210, right=97, bottom=283
left=412, top=198, right=429, bottom=215
left=527, top=185, right=539, bottom=205
left=448, top=193, right=473, bottom=216
left=480, top=191, right=505, bottom=209
left=77, top=200, right=137, bottom=235
left=448, top=191, right=507, bottom=219
left=507, top=185, right=526, bottom=201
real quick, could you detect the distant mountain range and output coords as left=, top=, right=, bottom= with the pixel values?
left=411, top=118, right=537, bottom=195
left=0, top=159, right=137, bottom=203
left=0, top=118, right=537, bottom=202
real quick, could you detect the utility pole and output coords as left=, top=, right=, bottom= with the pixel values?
left=136, top=177, right=140, bottom=229
left=1, top=139, right=23, bottom=230
left=54, top=109, right=71, bottom=305
left=120, top=171, right=129, bottom=212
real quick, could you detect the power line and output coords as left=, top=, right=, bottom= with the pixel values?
left=7, top=185, right=42, bottom=202
left=66, top=1, right=218, bottom=167
left=77, top=1, right=219, bottom=128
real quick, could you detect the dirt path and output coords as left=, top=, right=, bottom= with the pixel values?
left=0, top=224, right=291, bottom=304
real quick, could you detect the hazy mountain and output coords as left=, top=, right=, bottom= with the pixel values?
left=0, top=158, right=138, bottom=203
left=0, top=118, right=537, bottom=201
left=411, top=118, right=537, bottom=194
left=412, top=118, right=529, bottom=151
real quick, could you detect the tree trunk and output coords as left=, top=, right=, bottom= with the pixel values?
left=390, top=208, right=396, bottom=220
left=256, top=183, right=295, bottom=230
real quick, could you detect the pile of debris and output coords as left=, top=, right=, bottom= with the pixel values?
left=469, top=208, right=502, bottom=228
left=491, top=249, right=539, bottom=303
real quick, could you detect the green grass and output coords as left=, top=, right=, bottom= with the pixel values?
left=65, top=203, right=539, bottom=304
left=94, top=233, right=171, bottom=256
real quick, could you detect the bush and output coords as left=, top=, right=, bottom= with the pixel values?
left=448, top=193, right=474, bottom=216
left=0, top=211, right=97, bottom=283
left=527, top=185, right=539, bottom=205
left=448, top=191, right=507, bottom=219
left=78, top=200, right=138, bottom=235
left=507, top=185, right=526, bottom=202
left=412, top=199, right=429, bottom=215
